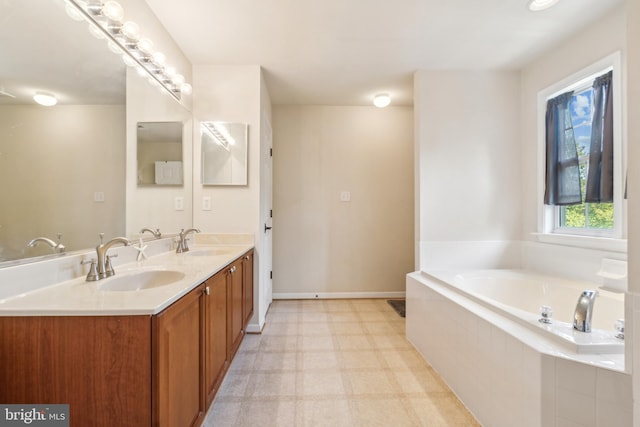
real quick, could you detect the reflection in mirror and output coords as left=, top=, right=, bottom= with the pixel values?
left=201, top=122, right=249, bottom=186
left=0, top=0, right=126, bottom=264
left=137, top=122, right=184, bottom=186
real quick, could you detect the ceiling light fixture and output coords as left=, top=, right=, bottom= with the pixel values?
left=527, top=0, right=560, bottom=11
left=373, top=93, right=391, bottom=108
left=33, top=92, right=58, bottom=107
left=63, top=0, right=192, bottom=101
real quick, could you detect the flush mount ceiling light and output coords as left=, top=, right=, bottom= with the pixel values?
left=528, top=0, right=560, bottom=11
left=33, top=92, right=58, bottom=107
left=63, top=0, right=192, bottom=100
left=373, top=93, right=391, bottom=108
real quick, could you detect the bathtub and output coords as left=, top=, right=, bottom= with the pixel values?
left=428, top=269, right=624, bottom=354
left=406, top=269, right=631, bottom=427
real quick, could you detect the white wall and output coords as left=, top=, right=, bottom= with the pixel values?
left=414, top=70, right=522, bottom=270
left=625, top=1, right=640, bottom=425
left=125, top=71, right=193, bottom=238
left=193, top=65, right=271, bottom=331
left=272, top=106, right=414, bottom=297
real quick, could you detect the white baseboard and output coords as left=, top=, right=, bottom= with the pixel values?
left=272, top=291, right=406, bottom=300
left=245, top=323, right=263, bottom=334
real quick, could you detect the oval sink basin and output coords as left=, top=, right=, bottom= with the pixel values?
left=186, top=248, right=232, bottom=257
left=99, top=270, right=186, bottom=292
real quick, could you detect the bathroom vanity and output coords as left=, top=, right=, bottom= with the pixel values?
left=0, top=245, right=254, bottom=427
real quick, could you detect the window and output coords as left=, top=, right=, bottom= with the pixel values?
left=558, top=85, right=614, bottom=232
left=537, top=52, right=625, bottom=246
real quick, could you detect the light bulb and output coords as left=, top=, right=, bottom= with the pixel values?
left=137, top=38, right=154, bottom=55
left=152, top=52, right=166, bottom=66
left=121, top=21, right=140, bottom=40
left=181, top=83, right=192, bottom=95
left=102, top=1, right=124, bottom=22
left=33, top=92, right=57, bottom=107
left=172, top=74, right=185, bottom=85
left=373, top=94, right=391, bottom=108
left=164, top=66, right=176, bottom=77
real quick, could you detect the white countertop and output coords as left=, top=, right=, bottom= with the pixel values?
left=0, top=244, right=253, bottom=316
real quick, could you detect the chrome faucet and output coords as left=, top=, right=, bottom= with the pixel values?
left=95, top=234, right=130, bottom=279
left=27, top=233, right=65, bottom=253
left=573, top=290, right=598, bottom=333
left=176, top=228, right=200, bottom=253
left=140, top=227, right=162, bottom=238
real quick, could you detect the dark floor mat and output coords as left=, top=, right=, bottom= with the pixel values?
left=387, top=299, right=406, bottom=317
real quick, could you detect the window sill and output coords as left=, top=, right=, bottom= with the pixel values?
left=532, top=232, right=627, bottom=253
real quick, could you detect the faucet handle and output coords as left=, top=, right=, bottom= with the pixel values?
left=81, top=259, right=99, bottom=282
left=105, top=254, right=118, bottom=277
left=99, top=233, right=105, bottom=244
left=538, top=305, right=553, bottom=324
left=615, top=319, right=625, bottom=340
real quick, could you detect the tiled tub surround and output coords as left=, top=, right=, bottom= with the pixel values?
left=0, top=233, right=253, bottom=314
left=407, top=271, right=632, bottom=427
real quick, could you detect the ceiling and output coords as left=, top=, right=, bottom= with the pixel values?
left=145, top=0, right=623, bottom=106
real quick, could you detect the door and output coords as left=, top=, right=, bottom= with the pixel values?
left=204, top=271, right=228, bottom=407
left=153, top=284, right=205, bottom=427
left=260, top=116, right=273, bottom=313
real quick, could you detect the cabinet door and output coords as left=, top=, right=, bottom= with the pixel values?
left=204, top=271, right=228, bottom=407
left=242, top=250, right=254, bottom=328
left=228, top=260, right=244, bottom=358
left=153, top=284, right=205, bottom=427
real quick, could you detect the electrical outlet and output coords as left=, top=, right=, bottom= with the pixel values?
left=340, top=191, right=351, bottom=202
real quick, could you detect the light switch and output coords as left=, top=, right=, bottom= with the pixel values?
left=202, top=196, right=212, bottom=211
left=174, top=197, right=184, bottom=211
left=94, top=192, right=105, bottom=203
left=340, top=191, right=351, bottom=202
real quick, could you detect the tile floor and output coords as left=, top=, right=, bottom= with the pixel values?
left=203, top=299, right=480, bottom=426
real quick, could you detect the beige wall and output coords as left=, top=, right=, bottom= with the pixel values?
left=0, top=105, right=125, bottom=258
left=272, top=106, right=414, bottom=296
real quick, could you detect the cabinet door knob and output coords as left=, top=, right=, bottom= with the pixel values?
left=204, top=286, right=210, bottom=295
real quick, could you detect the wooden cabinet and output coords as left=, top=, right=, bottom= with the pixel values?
left=0, top=250, right=254, bottom=427
left=228, top=258, right=244, bottom=358
left=203, top=271, right=228, bottom=407
left=152, top=283, right=205, bottom=427
left=0, top=316, right=152, bottom=427
left=242, top=250, right=254, bottom=328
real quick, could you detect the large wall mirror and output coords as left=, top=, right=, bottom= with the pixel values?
left=0, top=0, right=192, bottom=266
left=0, top=0, right=126, bottom=263
left=201, top=122, right=249, bottom=186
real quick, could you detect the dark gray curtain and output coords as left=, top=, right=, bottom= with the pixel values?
left=585, top=71, right=613, bottom=203
left=544, top=92, right=582, bottom=205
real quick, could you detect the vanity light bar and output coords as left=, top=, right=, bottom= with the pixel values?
left=64, top=0, right=192, bottom=101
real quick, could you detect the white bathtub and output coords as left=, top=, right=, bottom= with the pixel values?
left=428, top=269, right=625, bottom=354
left=406, top=269, right=632, bottom=427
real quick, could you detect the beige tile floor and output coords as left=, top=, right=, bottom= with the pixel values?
left=203, top=299, right=480, bottom=427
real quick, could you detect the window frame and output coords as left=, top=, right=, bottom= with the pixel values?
left=536, top=51, right=626, bottom=251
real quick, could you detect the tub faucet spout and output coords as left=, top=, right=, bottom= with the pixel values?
left=573, top=290, right=598, bottom=333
